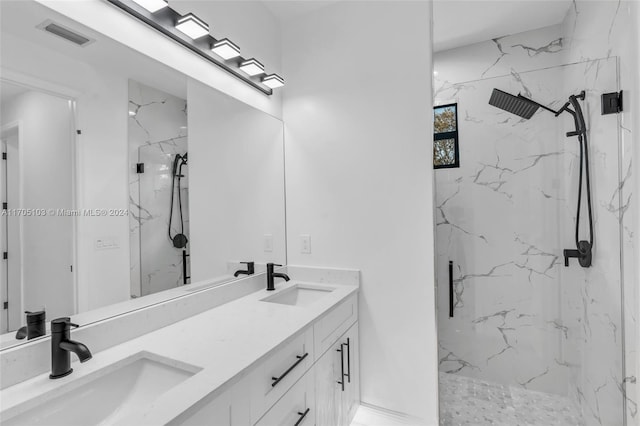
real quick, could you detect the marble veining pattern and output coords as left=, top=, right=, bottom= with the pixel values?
left=561, top=2, right=637, bottom=425
left=434, top=27, right=626, bottom=424
left=128, top=80, right=189, bottom=297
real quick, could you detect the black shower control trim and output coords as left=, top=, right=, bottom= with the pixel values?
left=601, top=91, right=623, bottom=115
left=564, top=241, right=592, bottom=267
left=490, top=89, right=594, bottom=268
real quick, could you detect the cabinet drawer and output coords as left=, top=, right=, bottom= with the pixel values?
left=254, top=371, right=315, bottom=426
left=314, top=294, right=357, bottom=359
left=250, top=327, right=314, bottom=424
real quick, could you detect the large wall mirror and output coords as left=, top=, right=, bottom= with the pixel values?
left=0, top=0, right=286, bottom=349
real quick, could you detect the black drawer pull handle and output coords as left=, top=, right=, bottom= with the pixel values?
left=344, top=338, right=351, bottom=383
left=271, top=352, right=309, bottom=387
left=294, top=408, right=310, bottom=426
left=337, top=345, right=345, bottom=391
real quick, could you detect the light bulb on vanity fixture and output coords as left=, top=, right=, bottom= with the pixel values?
left=130, top=0, right=167, bottom=13
left=211, top=38, right=241, bottom=60
left=239, top=58, right=265, bottom=76
left=262, top=74, right=284, bottom=89
left=175, top=13, right=209, bottom=39
left=106, top=0, right=282, bottom=95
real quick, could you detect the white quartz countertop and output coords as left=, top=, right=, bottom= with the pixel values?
left=0, top=280, right=358, bottom=425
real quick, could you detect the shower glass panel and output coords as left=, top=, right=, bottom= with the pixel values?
left=435, top=58, right=624, bottom=426
left=137, top=142, right=190, bottom=296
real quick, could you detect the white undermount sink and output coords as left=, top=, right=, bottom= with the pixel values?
left=261, top=284, right=334, bottom=307
left=2, top=352, right=200, bottom=426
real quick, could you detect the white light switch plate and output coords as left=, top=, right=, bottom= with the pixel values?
left=264, top=234, right=273, bottom=252
left=300, top=234, right=311, bottom=254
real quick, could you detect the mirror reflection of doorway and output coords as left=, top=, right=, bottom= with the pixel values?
left=0, top=80, right=75, bottom=334
left=1, top=128, right=21, bottom=333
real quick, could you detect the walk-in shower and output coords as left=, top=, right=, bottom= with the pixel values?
left=128, top=80, right=190, bottom=297
left=435, top=55, right=626, bottom=426
left=489, top=88, right=594, bottom=267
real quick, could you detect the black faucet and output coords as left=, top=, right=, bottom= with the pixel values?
left=15, top=310, right=46, bottom=340
left=563, top=240, right=592, bottom=267
left=233, top=261, right=255, bottom=277
left=266, top=263, right=290, bottom=291
left=50, top=317, right=92, bottom=379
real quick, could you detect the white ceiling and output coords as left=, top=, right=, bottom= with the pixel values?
left=261, top=0, right=572, bottom=52
left=261, top=1, right=340, bottom=23
left=433, top=0, right=572, bottom=52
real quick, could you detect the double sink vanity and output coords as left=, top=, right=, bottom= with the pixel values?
left=0, top=267, right=360, bottom=426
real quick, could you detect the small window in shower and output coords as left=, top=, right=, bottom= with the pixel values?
left=433, top=103, right=459, bottom=169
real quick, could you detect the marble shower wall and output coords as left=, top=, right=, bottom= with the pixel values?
left=434, top=14, right=630, bottom=426
left=561, top=2, right=638, bottom=425
left=434, top=24, right=570, bottom=396
left=128, top=80, right=189, bottom=298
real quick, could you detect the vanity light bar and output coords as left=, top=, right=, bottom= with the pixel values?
left=262, top=74, right=284, bottom=89
left=106, top=0, right=281, bottom=95
left=175, top=13, right=209, bottom=40
left=239, top=58, right=265, bottom=76
left=211, top=38, right=241, bottom=60
left=130, top=0, right=167, bottom=13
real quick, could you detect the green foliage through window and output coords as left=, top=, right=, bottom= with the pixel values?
left=433, top=104, right=459, bottom=168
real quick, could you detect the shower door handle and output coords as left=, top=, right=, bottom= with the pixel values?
left=449, top=261, right=454, bottom=318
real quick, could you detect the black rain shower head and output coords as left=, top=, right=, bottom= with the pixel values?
left=488, top=88, right=541, bottom=119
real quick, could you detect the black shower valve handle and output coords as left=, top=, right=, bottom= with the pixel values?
left=563, top=241, right=592, bottom=268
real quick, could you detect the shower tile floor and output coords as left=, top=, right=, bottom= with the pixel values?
left=439, top=373, right=584, bottom=426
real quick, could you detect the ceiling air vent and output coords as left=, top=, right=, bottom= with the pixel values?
left=37, top=20, right=95, bottom=47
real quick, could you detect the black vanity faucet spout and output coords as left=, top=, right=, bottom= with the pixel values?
left=50, top=317, right=92, bottom=379
left=234, top=261, right=255, bottom=277
left=266, top=263, right=290, bottom=291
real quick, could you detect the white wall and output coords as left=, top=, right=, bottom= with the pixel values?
left=0, top=91, right=75, bottom=323
left=282, top=1, right=437, bottom=422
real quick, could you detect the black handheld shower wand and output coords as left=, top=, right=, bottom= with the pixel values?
left=488, top=89, right=593, bottom=267
left=169, top=153, right=189, bottom=249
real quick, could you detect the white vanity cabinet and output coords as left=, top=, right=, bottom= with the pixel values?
left=175, top=293, right=359, bottom=426
left=176, top=375, right=251, bottom=426
left=315, top=323, right=360, bottom=426
left=254, top=369, right=315, bottom=426
left=249, top=327, right=315, bottom=423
